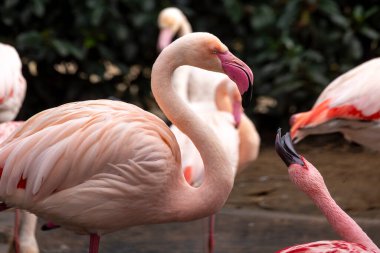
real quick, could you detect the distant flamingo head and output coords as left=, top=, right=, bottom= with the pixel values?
left=215, top=81, right=243, bottom=127
left=157, top=7, right=189, bottom=51
left=275, top=129, right=326, bottom=196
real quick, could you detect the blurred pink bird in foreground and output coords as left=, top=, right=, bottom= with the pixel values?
left=0, top=33, right=254, bottom=253
left=275, top=130, right=379, bottom=253
left=290, top=58, right=380, bottom=150
left=0, top=43, right=26, bottom=122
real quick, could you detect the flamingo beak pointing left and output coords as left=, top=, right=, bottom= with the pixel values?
left=275, top=128, right=305, bottom=167
left=217, top=51, right=254, bottom=109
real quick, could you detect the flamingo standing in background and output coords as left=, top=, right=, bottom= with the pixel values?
left=0, top=123, right=39, bottom=253
left=170, top=81, right=255, bottom=253
left=275, top=130, right=379, bottom=253
left=0, top=43, right=39, bottom=253
left=158, top=7, right=260, bottom=167
left=0, top=33, right=254, bottom=253
left=290, top=58, right=380, bottom=150
left=0, top=43, right=26, bottom=122
left=158, top=8, right=259, bottom=252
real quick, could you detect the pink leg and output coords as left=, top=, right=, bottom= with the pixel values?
left=89, top=233, right=100, bottom=253
left=14, top=209, right=20, bottom=253
left=208, top=214, right=215, bottom=253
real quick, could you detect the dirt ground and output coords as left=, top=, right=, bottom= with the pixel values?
left=227, top=132, right=380, bottom=219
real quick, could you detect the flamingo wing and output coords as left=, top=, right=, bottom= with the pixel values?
left=0, top=100, right=181, bottom=208
left=291, top=58, right=380, bottom=141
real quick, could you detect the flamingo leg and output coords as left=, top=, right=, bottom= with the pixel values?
left=208, top=214, right=215, bottom=253
left=13, top=209, right=20, bottom=253
left=89, top=233, right=100, bottom=253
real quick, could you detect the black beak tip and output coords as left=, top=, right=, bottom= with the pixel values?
left=242, top=82, right=253, bottom=109
left=275, top=128, right=304, bottom=167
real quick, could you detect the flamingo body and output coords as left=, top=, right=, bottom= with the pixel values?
left=290, top=58, right=380, bottom=150
left=0, top=121, right=23, bottom=143
left=0, top=43, right=26, bottom=122
left=0, top=33, right=254, bottom=253
left=0, top=100, right=182, bottom=234
left=278, top=240, right=376, bottom=253
left=170, top=102, right=239, bottom=185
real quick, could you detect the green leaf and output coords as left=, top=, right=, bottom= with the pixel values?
left=277, top=0, right=301, bottom=30
left=250, top=5, right=275, bottom=30
left=16, top=31, right=43, bottom=49
left=51, top=39, right=70, bottom=56
left=32, top=0, right=45, bottom=17
left=5, top=0, right=19, bottom=8
left=360, top=26, right=380, bottom=40
left=223, top=0, right=243, bottom=24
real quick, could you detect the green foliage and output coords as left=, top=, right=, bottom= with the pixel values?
left=1, top=0, right=379, bottom=131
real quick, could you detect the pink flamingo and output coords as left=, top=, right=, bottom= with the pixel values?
left=170, top=81, right=255, bottom=253
left=275, top=129, right=379, bottom=253
left=158, top=7, right=260, bottom=168
left=0, top=43, right=38, bottom=253
left=158, top=9, right=259, bottom=252
left=0, top=33, right=254, bottom=253
left=0, top=122, right=39, bottom=253
left=0, top=43, right=26, bottom=122
left=290, top=58, right=380, bottom=150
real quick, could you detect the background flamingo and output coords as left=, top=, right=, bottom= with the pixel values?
left=0, top=122, right=39, bottom=253
left=0, top=43, right=26, bottom=123
left=158, top=8, right=259, bottom=252
left=0, top=43, right=38, bottom=253
left=290, top=58, right=380, bottom=151
left=275, top=129, right=379, bottom=253
left=0, top=33, right=253, bottom=253
left=158, top=7, right=260, bottom=168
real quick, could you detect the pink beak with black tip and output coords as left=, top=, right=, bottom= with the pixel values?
left=216, top=51, right=254, bottom=109
left=275, top=128, right=305, bottom=167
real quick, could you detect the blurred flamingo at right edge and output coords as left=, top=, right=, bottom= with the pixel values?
left=290, top=58, right=380, bottom=150
left=275, top=130, right=379, bottom=253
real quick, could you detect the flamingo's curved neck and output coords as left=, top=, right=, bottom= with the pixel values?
left=151, top=41, right=234, bottom=220
left=178, top=20, right=192, bottom=37
left=310, top=190, right=379, bottom=252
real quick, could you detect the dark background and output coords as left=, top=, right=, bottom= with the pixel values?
left=1, top=0, right=379, bottom=137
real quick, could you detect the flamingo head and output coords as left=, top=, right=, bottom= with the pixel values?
left=215, top=81, right=243, bottom=127
left=216, top=50, right=253, bottom=109
left=275, top=129, right=326, bottom=196
left=159, top=33, right=254, bottom=108
left=157, top=7, right=187, bottom=51
left=182, top=33, right=253, bottom=108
